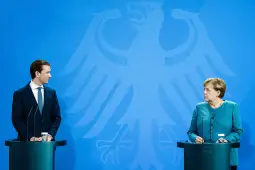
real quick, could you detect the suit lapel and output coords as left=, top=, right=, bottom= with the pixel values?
left=25, top=83, right=38, bottom=107
left=42, top=86, right=50, bottom=116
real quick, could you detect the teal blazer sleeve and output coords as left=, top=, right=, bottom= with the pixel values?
left=187, top=109, right=198, bottom=142
left=225, top=104, right=243, bottom=142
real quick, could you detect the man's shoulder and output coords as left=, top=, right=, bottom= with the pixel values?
left=13, top=84, right=29, bottom=94
left=44, top=85, right=56, bottom=93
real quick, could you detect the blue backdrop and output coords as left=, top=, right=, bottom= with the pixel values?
left=1, top=0, right=255, bottom=170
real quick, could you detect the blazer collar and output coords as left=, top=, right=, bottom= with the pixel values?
left=25, top=82, right=49, bottom=116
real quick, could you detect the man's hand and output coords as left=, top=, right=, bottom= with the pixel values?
left=195, top=136, right=204, bottom=144
left=216, top=138, right=228, bottom=143
left=30, top=137, right=42, bottom=141
left=47, top=135, right=53, bottom=141
left=42, top=134, right=53, bottom=142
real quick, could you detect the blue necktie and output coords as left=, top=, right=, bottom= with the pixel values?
left=37, top=87, right=43, bottom=113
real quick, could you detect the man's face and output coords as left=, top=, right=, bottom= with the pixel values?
left=204, top=83, right=219, bottom=102
left=37, top=65, right=51, bottom=84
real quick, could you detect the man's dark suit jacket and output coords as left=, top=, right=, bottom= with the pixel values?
left=11, top=82, right=61, bottom=141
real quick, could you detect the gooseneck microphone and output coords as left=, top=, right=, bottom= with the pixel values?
left=201, top=117, right=204, bottom=144
left=26, top=105, right=39, bottom=141
left=33, top=105, right=39, bottom=140
left=26, top=106, right=34, bottom=141
left=209, top=112, right=214, bottom=143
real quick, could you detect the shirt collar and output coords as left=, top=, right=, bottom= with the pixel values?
left=30, top=80, right=44, bottom=90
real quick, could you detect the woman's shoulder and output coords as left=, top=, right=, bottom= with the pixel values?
left=196, top=102, right=207, bottom=106
left=195, top=100, right=238, bottom=110
left=195, top=102, right=208, bottom=110
left=223, top=100, right=238, bottom=107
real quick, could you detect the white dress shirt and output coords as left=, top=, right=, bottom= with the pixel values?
left=29, top=81, right=53, bottom=139
left=30, top=80, right=44, bottom=105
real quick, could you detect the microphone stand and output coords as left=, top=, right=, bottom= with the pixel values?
left=201, top=117, right=204, bottom=144
left=26, top=106, right=34, bottom=141
left=33, top=105, right=39, bottom=140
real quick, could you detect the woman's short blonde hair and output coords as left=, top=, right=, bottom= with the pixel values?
left=203, top=78, right=226, bottom=98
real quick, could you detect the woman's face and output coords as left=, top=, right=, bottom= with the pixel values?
left=204, top=83, right=220, bottom=102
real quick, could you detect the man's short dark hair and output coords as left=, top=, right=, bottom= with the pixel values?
left=30, top=60, right=50, bottom=79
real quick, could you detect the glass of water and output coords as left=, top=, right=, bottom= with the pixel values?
left=41, top=132, right=49, bottom=142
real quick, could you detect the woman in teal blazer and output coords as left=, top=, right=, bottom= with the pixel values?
left=187, top=78, right=243, bottom=170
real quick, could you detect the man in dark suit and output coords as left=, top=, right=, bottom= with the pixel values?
left=12, top=60, right=61, bottom=141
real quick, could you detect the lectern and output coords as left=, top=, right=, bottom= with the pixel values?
left=177, top=141, right=240, bottom=170
left=5, top=139, right=67, bottom=170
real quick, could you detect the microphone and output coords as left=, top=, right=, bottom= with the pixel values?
left=201, top=117, right=204, bottom=144
left=26, top=106, right=34, bottom=141
left=211, top=113, right=214, bottom=120
left=209, top=112, right=214, bottom=143
left=33, top=105, right=39, bottom=140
